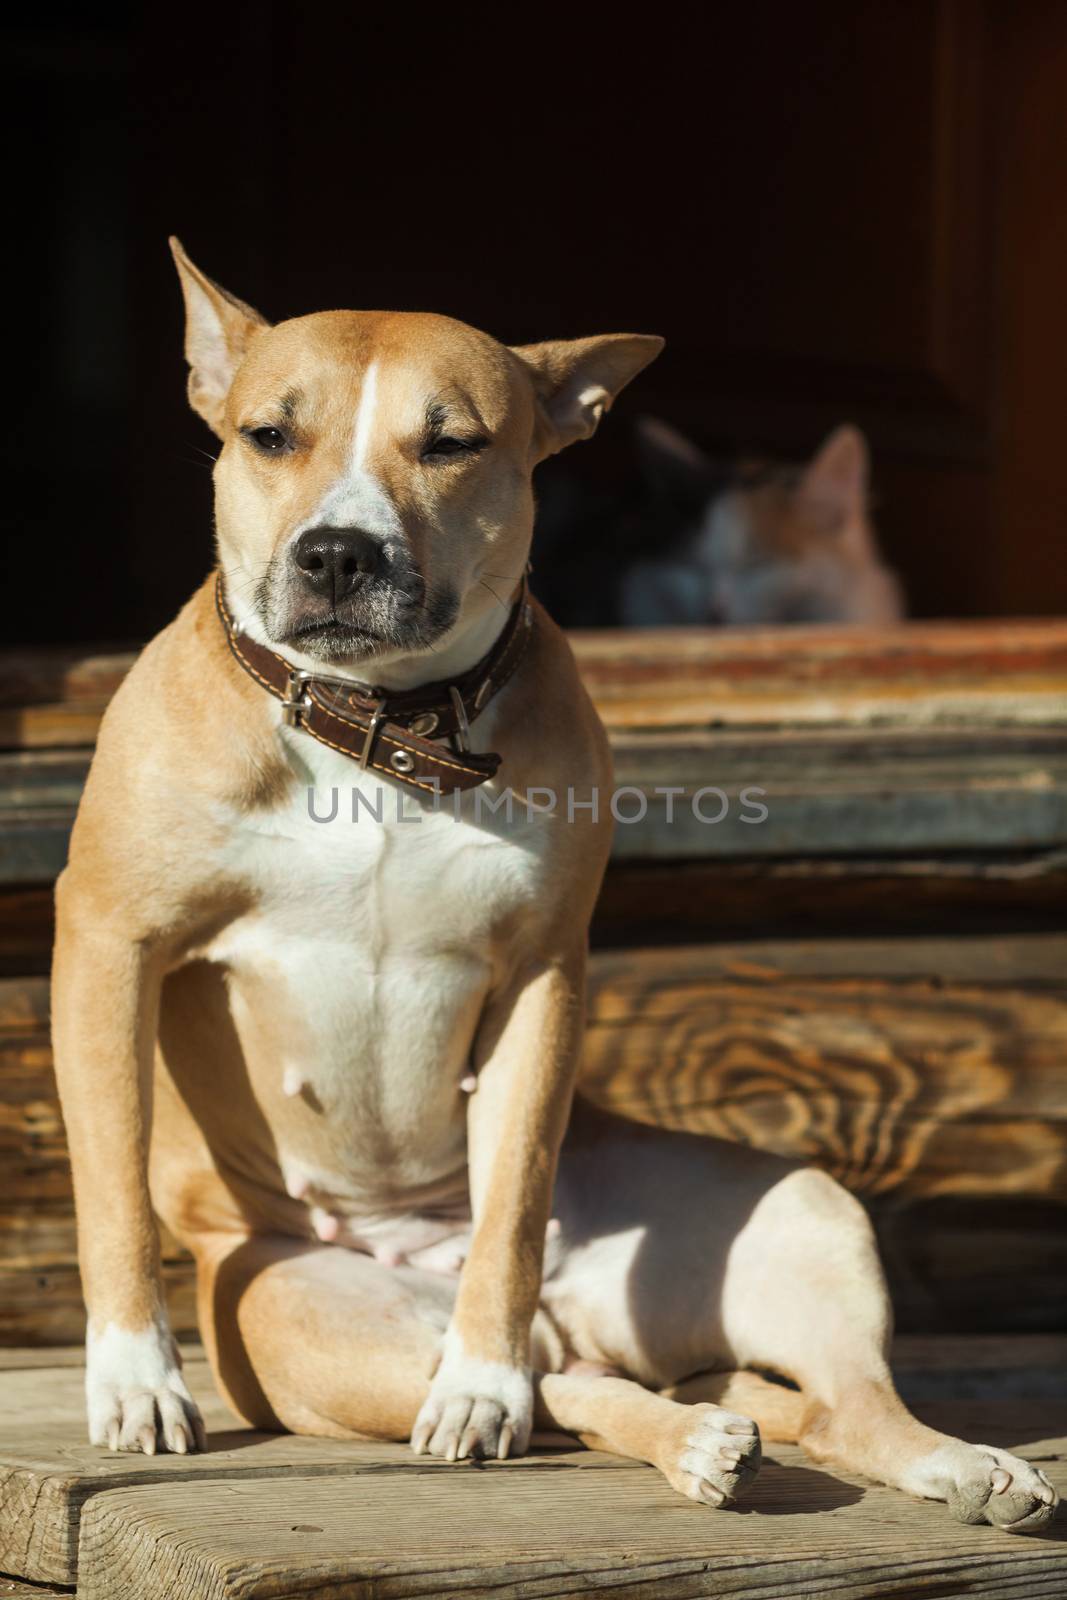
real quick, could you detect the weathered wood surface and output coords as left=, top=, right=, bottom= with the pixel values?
left=4, top=929, right=1067, bottom=1342
left=607, top=724, right=1067, bottom=859
left=0, top=1357, right=684, bottom=1586
left=593, top=852, right=1067, bottom=944
left=1, top=1347, right=1064, bottom=1595
left=74, top=1450, right=1067, bottom=1600
left=572, top=617, right=1067, bottom=729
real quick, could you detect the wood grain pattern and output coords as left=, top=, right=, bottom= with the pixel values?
left=0, top=1359, right=634, bottom=1586
left=4, top=930, right=1067, bottom=1342
left=75, top=1444, right=1067, bottom=1600
left=582, top=936, right=1067, bottom=1193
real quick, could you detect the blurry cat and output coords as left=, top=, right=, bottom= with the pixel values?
left=531, top=418, right=904, bottom=627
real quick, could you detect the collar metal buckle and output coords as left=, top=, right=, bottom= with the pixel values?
left=281, top=669, right=314, bottom=727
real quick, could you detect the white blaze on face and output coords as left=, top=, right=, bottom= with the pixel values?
left=352, top=358, right=378, bottom=471
left=307, top=359, right=402, bottom=541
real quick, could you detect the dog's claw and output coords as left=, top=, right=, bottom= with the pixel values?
left=410, top=1369, right=532, bottom=1464
left=90, top=1380, right=207, bottom=1455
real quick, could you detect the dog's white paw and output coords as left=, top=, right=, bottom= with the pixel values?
left=86, top=1319, right=206, bottom=1454
left=920, top=1441, right=1058, bottom=1531
left=411, top=1336, right=533, bottom=1461
left=658, top=1402, right=762, bottom=1507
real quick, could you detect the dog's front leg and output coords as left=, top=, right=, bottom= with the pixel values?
left=51, top=879, right=204, bottom=1454
left=411, top=951, right=584, bottom=1461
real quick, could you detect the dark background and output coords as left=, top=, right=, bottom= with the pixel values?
left=6, top=2, right=1067, bottom=646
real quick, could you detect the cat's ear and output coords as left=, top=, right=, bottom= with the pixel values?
left=798, top=425, right=869, bottom=521
left=635, top=416, right=718, bottom=505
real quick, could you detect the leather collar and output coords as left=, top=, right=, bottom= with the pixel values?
left=215, top=572, right=533, bottom=796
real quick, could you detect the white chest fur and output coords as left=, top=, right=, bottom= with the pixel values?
left=195, top=726, right=550, bottom=1215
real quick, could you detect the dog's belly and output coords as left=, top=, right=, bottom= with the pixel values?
left=166, top=758, right=547, bottom=1248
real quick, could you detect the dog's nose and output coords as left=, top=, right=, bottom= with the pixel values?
left=292, top=527, right=382, bottom=601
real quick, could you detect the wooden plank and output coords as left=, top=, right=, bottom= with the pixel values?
left=75, top=1440, right=1067, bottom=1600
left=1, top=1352, right=1063, bottom=1589
left=0, top=889, right=54, bottom=977
left=0, top=1263, right=198, bottom=1350
left=0, top=1361, right=634, bottom=1587
left=572, top=617, right=1067, bottom=730
left=607, top=725, right=1067, bottom=858
left=593, top=853, right=1067, bottom=945
left=0, top=651, right=135, bottom=711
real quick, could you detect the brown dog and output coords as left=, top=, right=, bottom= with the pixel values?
left=50, top=243, right=1055, bottom=1531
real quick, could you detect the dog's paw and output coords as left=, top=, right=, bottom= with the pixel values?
left=86, top=1320, right=207, bottom=1455
left=411, top=1340, right=533, bottom=1461
left=927, top=1442, right=1058, bottom=1532
left=656, top=1402, right=762, bottom=1507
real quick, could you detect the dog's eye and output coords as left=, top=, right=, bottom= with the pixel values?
left=422, top=435, right=486, bottom=462
left=245, top=426, right=289, bottom=454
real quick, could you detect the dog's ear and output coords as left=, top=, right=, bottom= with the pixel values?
left=511, top=333, right=664, bottom=457
left=169, top=237, right=270, bottom=437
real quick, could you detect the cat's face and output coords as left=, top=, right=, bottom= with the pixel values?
left=701, top=472, right=872, bottom=624
left=633, top=418, right=898, bottom=626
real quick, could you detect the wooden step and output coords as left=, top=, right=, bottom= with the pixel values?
left=1, top=1346, right=1064, bottom=1597
left=72, top=1453, right=1067, bottom=1600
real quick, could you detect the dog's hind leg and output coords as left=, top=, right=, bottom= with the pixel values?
left=545, top=1106, right=1058, bottom=1529
left=720, top=1164, right=1058, bottom=1531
